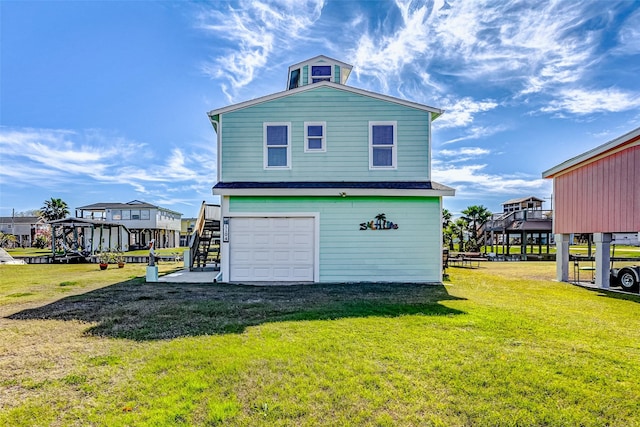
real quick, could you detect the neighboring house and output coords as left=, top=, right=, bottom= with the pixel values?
left=75, top=200, right=182, bottom=249
left=180, top=217, right=197, bottom=247
left=502, top=196, right=545, bottom=213
left=480, top=196, right=553, bottom=258
left=0, top=216, right=47, bottom=247
left=208, top=55, right=454, bottom=283
left=542, top=126, right=640, bottom=288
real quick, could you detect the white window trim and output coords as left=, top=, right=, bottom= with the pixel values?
left=304, top=121, right=327, bottom=153
left=369, top=121, right=397, bottom=170
left=263, top=122, right=292, bottom=169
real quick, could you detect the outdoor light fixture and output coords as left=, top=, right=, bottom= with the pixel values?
left=339, top=192, right=347, bottom=197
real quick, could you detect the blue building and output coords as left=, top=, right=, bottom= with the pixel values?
left=208, top=55, right=454, bottom=283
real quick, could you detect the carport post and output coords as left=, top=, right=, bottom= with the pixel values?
left=593, top=233, right=612, bottom=289
left=555, top=233, right=570, bottom=282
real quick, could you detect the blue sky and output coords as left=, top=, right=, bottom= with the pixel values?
left=1, top=0, right=639, bottom=219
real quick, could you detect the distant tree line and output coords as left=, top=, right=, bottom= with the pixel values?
left=443, top=205, right=492, bottom=252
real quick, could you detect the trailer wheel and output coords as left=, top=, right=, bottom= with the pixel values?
left=618, top=268, right=639, bottom=292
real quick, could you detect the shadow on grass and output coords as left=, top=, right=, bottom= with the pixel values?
left=593, top=288, right=640, bottom=304
left=7, top=279, right=466, bottom=340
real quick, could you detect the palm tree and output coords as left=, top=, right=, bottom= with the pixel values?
left=0, top=232, right=17, bottom=248
left=453, top=218, right=468, bottom=251
left=461, top=205, right=492, bottom=251
left=40, top=198, right=69, bottom=221
left=442, top=208, right=452, bottom=229
left=442, top=208, right=453, bottom=247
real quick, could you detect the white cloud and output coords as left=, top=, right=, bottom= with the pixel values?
left=432, top=162, right=551, bottom=196
left=440, top=125, right=508, bottom=146
left=434, top=97, right=499, bottom=129
left=198, top=0, right=325, bottom=101
left=349, top=0, right=434, bottom=92
left=541, top=88, right=640, bottom=115
left=439, top=147, right=490, bottom=157
left=344, top=0, right=633, bottom=120
left=0, top=127, right=215, bottom=195
left=615, top=8, right=640, bottom=55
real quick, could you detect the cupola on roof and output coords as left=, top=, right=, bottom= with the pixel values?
left=286, top=55, right=353, bottom=90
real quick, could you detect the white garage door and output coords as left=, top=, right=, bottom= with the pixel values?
left=229, top=217, right=315, bottom=281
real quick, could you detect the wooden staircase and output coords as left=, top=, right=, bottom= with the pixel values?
left=189, top=202, right=221, bottom=272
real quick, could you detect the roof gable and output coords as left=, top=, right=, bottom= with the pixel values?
left=208, top=82, right=443, bottom=126
left=503, top=196, right=544, bottom=205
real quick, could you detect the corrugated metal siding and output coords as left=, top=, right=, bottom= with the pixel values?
left=554, top=145, right=639, bottom=233
left=229, top=196, right=441, bottom=282
left=220, top=86, right=430, bottom=182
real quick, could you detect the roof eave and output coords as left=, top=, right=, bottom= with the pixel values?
left=207, top=81, right=443, bottom=117
left=543, top=126, right=640, bottom=178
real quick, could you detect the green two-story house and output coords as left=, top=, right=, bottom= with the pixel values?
left=208, top=55, right=454, bottom=283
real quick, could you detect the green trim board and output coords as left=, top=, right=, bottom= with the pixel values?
left=227, top=196, right=442, bottom=283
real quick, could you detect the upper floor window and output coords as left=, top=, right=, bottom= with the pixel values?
left=289, top=68, right=300, bottom=90
left=112, top=210, right=122, bottom=220
left=264, top=123, right=291, bottom=169
left=311, top=65, right=332, bottom=83
left=304, top=122, right=326, bottom=152
left=369, top=121, right=397, bottom=169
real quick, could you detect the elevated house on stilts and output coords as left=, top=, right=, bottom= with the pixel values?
left=479, top=196, right=554, bottom=260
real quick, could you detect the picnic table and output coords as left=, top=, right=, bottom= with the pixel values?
left=449, top=252, right=485, bottom=268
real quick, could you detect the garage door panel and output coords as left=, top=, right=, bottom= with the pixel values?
left=234, top=234, right=252, bottom=245
left=293, top=251, right=312, bottom=262
left=293, top=233, right=312, bottom=244
left=273, top=218, right=291, bottom=228
left=253, top=234, right=270, bottom=245
left=273, top=268, right=291, bottom=279
left=233, top=250, right=252, bottom=263
left=273, top=234, right=291, bottom=245
left=253, top=250, right=271, bottom=262
left=253, top=218, right=271, bottom=228
left=230, top=217, right=314, bottom=281
left=293, top=267, right=313, bottom=279
left=273, top=250, right=290, bottom=262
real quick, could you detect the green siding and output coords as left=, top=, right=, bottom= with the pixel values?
left=229, top=196, right=441, bottom=282
left=302, top=65, right=308, bottom=86
left=220, top=86, right=431, bottom=182
left=334, top=65, right=340, bottom=83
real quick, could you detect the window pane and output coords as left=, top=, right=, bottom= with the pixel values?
left=312, top=78, right=330, bottom=83
left=289, top=68, right=300, bottom=90
left=373, top=147, right=393, bottom=166
left=122, top=210, right=131, bottom=220
left=112, top=210, right=121, bottom=220
left=307, top=125, right=323, bottom=137
left=141, top=210, right=150, bottom=220
left=311, top=65, right=331, bottom=76
left=266, top=126, right=288, bottom=145
left=131, top=210, right=140, bottom=220
left=372, top=125, right=394, bottom=145
left=268, top=147, right=288, bottom=166
left=308, top=138, right=323, bottom=149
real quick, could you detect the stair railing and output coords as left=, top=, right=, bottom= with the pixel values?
left=188, top=201, right=207, bottom=270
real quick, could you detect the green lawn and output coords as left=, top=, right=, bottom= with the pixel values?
left=1, top=262, right=639, bottom=426
left=476, top=244, right=640, bottom=258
